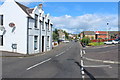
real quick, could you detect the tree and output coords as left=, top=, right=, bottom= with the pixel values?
left=81, top=37, right=90, bottom=45
left=63, top=30, right=69, bottom=40
left=53, top=29, right=59, bottom=41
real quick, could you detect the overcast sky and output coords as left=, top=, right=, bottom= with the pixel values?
left=0, top=1, right=118, bottom=34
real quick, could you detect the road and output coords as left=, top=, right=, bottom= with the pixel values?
left=81, top=44, right=119, bottom=80
left=2, top=42, right=82, bottom=78
left=2, top=42, right=119, bottom=80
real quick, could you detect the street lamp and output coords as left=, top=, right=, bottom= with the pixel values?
left=107, top=22, right=109, bottom=41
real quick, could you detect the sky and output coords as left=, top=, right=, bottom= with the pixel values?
left=0, top=1, right=118, bottom=34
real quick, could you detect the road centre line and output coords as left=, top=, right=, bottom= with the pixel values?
left=55, top=51, right=66, bottom=57
left=26, top=58, right=52, bottom=70
left=66, top=48, right=69, bottom=51
left=55, top=45, right=72, bottom=57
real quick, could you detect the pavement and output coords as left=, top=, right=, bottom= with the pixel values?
left=0, top=42, right=67, bottom=57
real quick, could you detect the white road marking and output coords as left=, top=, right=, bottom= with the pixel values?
left=82, top=75, right=85, bottom=80
left=83, top=65, right=112, bottom=68
left=103, top=61, right=119, bottom=64
left=81, top=60, right=85, bottom=75
left=81, top=60, right=84, bottom=66
left=18, top=57, right=23, bottom=58
left=83, top=57, right=120, bottom=64
left=83, top=57, right=103, bottom=62
left=55, top=51, right=65, bottom=57
left=26, top=58, right=51, bottom=70
left=81, top=70, right=85, bottom=75
left=83, top=50, right=85, bottom=55
left=80, top=50, right=83, bottom=58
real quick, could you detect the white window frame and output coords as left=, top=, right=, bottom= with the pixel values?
left=0, top=35, right=3, bottom=46
left=42, top=17, right=45, bottom=30
left=0, top=15, right=3, bottom=25
left=34, top=14, right=38, bottom=28
left=47, top=36, right=49, bottom=47
left=34, top=36, right=38, bottom=50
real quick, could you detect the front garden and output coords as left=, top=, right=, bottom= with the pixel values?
left=80, top=37, right=105, bottom=46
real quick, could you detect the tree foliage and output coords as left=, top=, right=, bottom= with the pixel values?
left=63, top=30, right=69, bottom=39
left=53, top=29, right=59, bottom=41
left=81, top=37, right=90, bottom=45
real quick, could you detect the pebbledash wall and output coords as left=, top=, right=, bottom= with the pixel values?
left=0, top=0, right=53, bottom=54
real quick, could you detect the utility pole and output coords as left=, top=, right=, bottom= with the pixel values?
left=107, top=22, right=109, bottom=41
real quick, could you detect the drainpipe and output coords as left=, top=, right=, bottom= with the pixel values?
left=27, top=17, right=29, bottom=55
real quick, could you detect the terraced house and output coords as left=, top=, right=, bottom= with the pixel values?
left=0, top=0, right=53, bottom=54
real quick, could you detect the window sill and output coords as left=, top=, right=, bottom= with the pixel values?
left=34, top=28, right=39, bottom=30
left=48, top=31, right=51, bottom=32
left=42, top=30, right=45, bottom=31
left=28, top=28, right=32, bottom=29
left=34, top=49, right=38, bottom=51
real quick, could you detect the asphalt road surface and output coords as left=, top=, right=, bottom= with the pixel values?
left=2, top=42, right=82, bottom=78
left=81, top=44, right=119, bottom=80
left=2, top=42, right=119, bottom=80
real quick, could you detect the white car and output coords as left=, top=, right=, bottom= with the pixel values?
left=104, top=40, right=119, bottom=45
left=112, top=40, right=119, bottom=44
left=63, top=40, right=70, bottom=43
left=104, top=40, right=113, bottom=45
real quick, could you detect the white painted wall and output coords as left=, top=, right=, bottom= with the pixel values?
left=0, top=1, right=28, bottom=54
left=0, top=0, right=53, bottom=54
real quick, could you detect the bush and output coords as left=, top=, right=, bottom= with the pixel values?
left=88, top=42, right=104, bottom=46
left=81, top=37, right=90, bottom=45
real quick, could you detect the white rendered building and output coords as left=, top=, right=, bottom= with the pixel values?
left=0, top=0, right=53, bottom=54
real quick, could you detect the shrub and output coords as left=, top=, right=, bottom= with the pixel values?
left=88, top=42, right=104, bottom=46
left=81, top=37, right=90, bottom=45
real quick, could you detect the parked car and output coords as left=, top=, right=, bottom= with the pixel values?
left=74, top=39, right=78, bottom=42
left=118, top=40, right=120, bottom=44
left=104, top=40, right=113, bottom=45
left=63, top=40, right=70, bottom=43
left=104, top=40, right=119, bottom=45
left=112, top=40, right=119, bottom=44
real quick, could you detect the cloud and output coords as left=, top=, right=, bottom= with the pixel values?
left=50, top=14, right=118, bottom=34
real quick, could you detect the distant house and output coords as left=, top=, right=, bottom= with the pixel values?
left=95, top=31, right=108, bottom=39
left=108, top=31, right=119, bottom=39
left=0, top=0, right=53, bottom=54
left=80, top=31, right=95, bottom=40
left=80, top=31, right=119, bottom=40
left=58, top=29, right=65, bottom=41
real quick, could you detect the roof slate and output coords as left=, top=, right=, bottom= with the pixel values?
left=83, top=31, right=95, bottom=35
left=15, top=1, right=33, bottom=17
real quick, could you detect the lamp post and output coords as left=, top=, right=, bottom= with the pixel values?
left=107, top=22, right=109, bottom=41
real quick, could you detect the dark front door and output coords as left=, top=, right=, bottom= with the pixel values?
left=42, top=36, right=44, bottom=52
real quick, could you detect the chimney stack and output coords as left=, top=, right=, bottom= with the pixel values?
left=39, top=4, right=43, bottom=9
